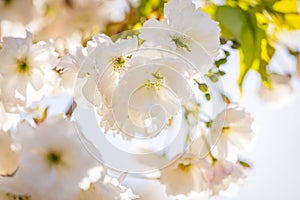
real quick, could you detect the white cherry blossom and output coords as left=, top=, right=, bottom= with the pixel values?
left=159, top=153, right=247, bottom=197
left=210, top=105, right=255, bottom=162
left=0, top=117, right=97, bottom=200
left=208, top=159, right=247, bottom=195
left=160, top=154, right=211, bottom=196
left=91, top=53, right=196, bottom=139
left=0, top=32, right=59, bottom=111
left=73, top=34, right=138, bottom=107
left=139, top=0, right=220, bottom=73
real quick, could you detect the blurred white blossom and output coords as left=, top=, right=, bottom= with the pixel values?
left=210, top=105, right=255, bottom=162
left=0, top=130, right=18, bottom=176
left=78, top=170, right=138, bottom=200
left=0, top=102, right=20, bottom=131
left=258, top=73, right=294, bottom=105
left=0, top=117, right=97, bottom=200
left=0, top=0, right=38, bottom=24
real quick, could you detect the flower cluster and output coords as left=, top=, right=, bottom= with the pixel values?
left=159, top=105, right=255, bottom=197
left=0, top=117, right=137, bottom=200
left=0, top=0, right=257, bottom=199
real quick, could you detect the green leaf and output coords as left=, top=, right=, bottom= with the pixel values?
left=262, top=0, right=279, bottom=7
left=215, top=5, right=269, bottom=93
left=215, top=6, right=244, bottom=40
left=216, top=6, right=260, bottom=92
left=258, top=60, right=271, bottom=87
left=265, top=0, right=300, bottom=30
left=259, top=39, right=275, bottom=88
left=241, top=11, right=266, bottom=92
left=139, top=0, right=166, bottom=17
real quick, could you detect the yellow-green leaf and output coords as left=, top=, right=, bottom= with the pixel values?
left=215, top=6, right=244, bottom=40
left=285, top=14, right=300, bottom=29
left=237, top=9, right=265, bottom=92
left=272, top=0, right=299, bottom=13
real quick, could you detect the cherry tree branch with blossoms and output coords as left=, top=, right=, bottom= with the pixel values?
left=0, top=0, right=299, bottom=199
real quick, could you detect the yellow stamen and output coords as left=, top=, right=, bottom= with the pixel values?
left=113, top=56, right=126, bottom=73
left=222, top=126, right=231, bottom=135
left=46, top=150, right=63, bottom=167
left=178, top=163, right=192, bottom=171
left=144, top=72, right=165, bottom=90
left=171, top=36, right=191, bottom=52
left=16, top=58, right=31, bottom=75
